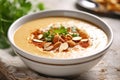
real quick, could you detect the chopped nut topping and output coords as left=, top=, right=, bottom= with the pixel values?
left=38, top=34, right=43, bottom=39
left=52, top=34, right=60, bottom=43
left=72, top=37, right=82, bottom=41
left=67, top=40, right=76, bottom=47
left=53, top=42, right=61, bottom=50
left=33, top=39, right=43, bottom=42
left=29, top=23, right=90, bottom=52
left=81, top=39, right=89, bottom=42
left=44, top=42, right=52, bottom=49
left=59, top=42, right=68, bottom=52
left=44, top=45, right=53, bottom=51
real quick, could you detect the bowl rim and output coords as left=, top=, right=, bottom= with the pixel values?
left=8, top=10, right=113, bottom=64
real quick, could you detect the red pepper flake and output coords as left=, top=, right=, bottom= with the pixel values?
left=32, top=41, right=45, bottom=48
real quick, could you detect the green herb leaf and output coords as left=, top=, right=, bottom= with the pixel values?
left=71, top=26, right=77, bottom=32
left=0, top=0, right=32, bottom=48
left=0, top=0, right=45, bottom=49
left=0, top=32, right=10, bottom=49
left=37, top=3, right=45, bottom=10
left=43, top=31, right=54, bottom=42
left=43, top=25, right=68, bottom=42
left=72, top=33, right=79, bottom=37
left=54, top=25, right=68, bottom=35
left=45, top=35, right=54, bottom=42
left=43, top=31, right=50, bottom=38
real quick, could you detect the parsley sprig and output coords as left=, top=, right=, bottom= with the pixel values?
left=43, top=25, right=68, bottom=42
left=0, top=0, right=45, bottom=49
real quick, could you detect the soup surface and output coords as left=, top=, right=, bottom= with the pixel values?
left=14, top=17, right=108, bottom=59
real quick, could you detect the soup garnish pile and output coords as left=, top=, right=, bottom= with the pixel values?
left=29, top=23, right=90, bottom=52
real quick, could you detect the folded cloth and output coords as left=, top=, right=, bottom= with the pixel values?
left=0, top=48, right=65, bottom=80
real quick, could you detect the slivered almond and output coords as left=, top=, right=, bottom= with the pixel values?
left=67, top=40, right=76, bottom=47
left=44, top=42, right=52, bottom=48
left=72, top=37, right=82, bottom=41
left=53, top=35, right=59, bottom=43
left=53, top=42, right=61, bottom=50
left=33, top=39, right=43, bottom=42
left=59, top=37, right=65, bottom=42
left=30, top=34, right=34, bottom=39
left=59, top=42, right=68, bottom=52
left=44, top=45, right=53, bottom=51
left=66, top=34, right=72, bottom=40
left=81, top=39, right=89, bottom=42
left=38, top=34, right=43, bottom=39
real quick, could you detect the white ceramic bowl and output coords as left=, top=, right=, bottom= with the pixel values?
left=8, top=10, right=113, bottom=76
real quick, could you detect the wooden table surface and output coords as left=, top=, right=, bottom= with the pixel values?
left=0, top=0, right=120, bottom=80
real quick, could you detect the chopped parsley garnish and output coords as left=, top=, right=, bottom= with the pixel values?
left=72, top=33, right=79, bottom=37
left=43, top=25, right=68, bottom=42
left=53, top=25, right=68, bottom=35
left=43, top=31, right=54, bottom=42
left=30, top=23, right=90, bottom=52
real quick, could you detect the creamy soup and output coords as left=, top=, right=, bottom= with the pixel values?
left=14, top=17, right=108, bottom=59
